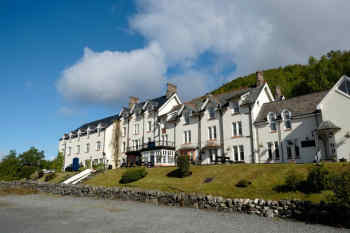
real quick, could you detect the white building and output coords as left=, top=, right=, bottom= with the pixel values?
left=59, top=74, right=350, bottom=168
left=59, top=115, right=118, bottom=170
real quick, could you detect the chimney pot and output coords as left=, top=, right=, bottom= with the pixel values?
left=166, top=83, right=177, bottom=98
left=256, top=71, right=265, bottom=87
left=129, top=96, right=139, bottom=108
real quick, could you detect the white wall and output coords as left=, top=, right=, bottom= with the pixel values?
left=318, top=80, right=350, bottom=161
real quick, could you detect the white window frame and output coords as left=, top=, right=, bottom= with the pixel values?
left=281, top=109, right=292, bottom=130
left=208, top=107, right=216, bottom=119
left=77, top=145, right=80, bottom=154
left=148, top=121, right=152, bottom=131
left=267, top=112, right=277, bottom=131
left=86, top=143, right=90, bottom=153
left=96, top=141, right=101, bottom=151
left=208, top=126, right=216, bottom=140
left=231, top=102, right=240, bottom=114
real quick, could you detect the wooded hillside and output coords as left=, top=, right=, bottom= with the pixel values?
left=212, top=50, right=350, bottom=98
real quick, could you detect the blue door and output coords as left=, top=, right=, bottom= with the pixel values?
left=72, top=157, right=80, bottom=171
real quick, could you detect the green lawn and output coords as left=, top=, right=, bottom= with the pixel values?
left=83, top=163, right=350, bottom=203
left=38, top=172, right=77, bottom=184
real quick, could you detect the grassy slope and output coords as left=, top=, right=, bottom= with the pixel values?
left=38, top=172, right=77, bottom=184
left=84, top=163, right=350, bottom=203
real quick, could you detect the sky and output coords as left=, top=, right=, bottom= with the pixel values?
left=1, top=0, right=350, bottom=160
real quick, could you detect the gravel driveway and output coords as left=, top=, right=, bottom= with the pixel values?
left=0, top=194, right=348, bottom=233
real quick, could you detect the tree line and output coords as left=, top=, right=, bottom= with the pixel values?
left=212, top=50, right=350, bottom=98
left=0, top=147, right=63, bottom=181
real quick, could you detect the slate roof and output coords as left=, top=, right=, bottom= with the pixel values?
left=130, top=95, right=168, bottom=114
left=73, top=114, right=119, bottom=133
left=255, top=91, right=329, bottom=123
left=317, top=120, right=341, bottom=131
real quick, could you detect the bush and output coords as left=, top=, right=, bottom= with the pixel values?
left=236, top=179, right=251, bottom=188
left=93, top=163, right=104, bottom=171
left=284, top=170, right=305, bottom=192
left=305, top=164, right=331, bottom=193
left=176, top=155, right=191, bottom=178
left=339, top=158, right=347, bottom=162
left=44, top=173, right=56, bottom=182
left=329, top=171, right=350, bottom=208
left=119, top=168, right=147, bottom=184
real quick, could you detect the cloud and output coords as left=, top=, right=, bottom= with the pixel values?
left=58, top=106, right=76, bottom=116
left=131, top=0, right=350, bottom=76
left=58, top=0, right=350, bottom=105
left=57, top=42, right=167, bottom=105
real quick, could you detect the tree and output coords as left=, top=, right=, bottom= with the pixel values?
left=18, top=147, right=45, bottom=168
left=0, top=150, right=21, bottom=180
left=50, top=152, right=64, bottom=171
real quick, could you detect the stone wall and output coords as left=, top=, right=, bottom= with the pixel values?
left=0, top=181, right=341, bottom=224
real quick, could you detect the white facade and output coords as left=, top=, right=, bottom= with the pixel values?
left=59, top=75, right=350, bottom=168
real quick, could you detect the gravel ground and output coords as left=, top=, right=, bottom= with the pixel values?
left=0, top=194, right=348, bottom=233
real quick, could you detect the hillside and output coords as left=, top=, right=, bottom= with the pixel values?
left=212, top=50, right=350, bottom=98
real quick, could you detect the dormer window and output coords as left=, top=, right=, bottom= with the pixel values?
left=208, top=107, right=216, bottom=119
left=337, top=77, right=350, bottom=96
left=87, top=127, right=91, bottom=139
left=97, top=123, right=102, bottom=136
left=231, top=102, right=240, bottom=114
left=267, top=112, right=277, bottom=131
left=282, top=110, right=292, bottom=130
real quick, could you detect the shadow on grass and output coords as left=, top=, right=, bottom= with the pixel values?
left=166, top=169, right=192, bottom=178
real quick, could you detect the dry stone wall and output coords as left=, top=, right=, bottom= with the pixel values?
left=0, top=181, right=339, bottom=223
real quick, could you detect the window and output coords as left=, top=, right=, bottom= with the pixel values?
left=134, top=124, right=139, bottom=135
left=208, top=107, right=216, bottom=119
left=338, top=77, right=350, bottom=96
left=295, top=140, right=300, bottom=159
left=68, top=146, right=71, bottom=156
left=122, top=127, right=126, bottom=137
left=184, top=130, right=191, bottom=144
left=184, top=111, right=190, bottom=124
left=209, top=149, right=217, bottom=163
left=282, top=110, right=292, bottom=130
left=208, top=126, right=217, bottom=140
left=123, top=142, right=126, bottom=152
left=239, top=145, right=244, bottom=161
left=267, top=112, right=277, bottom=131
left=232, top=122, right=242, bottom=136
left=162, top=134, right=168, bottom=145
left=232, top=122, right=237, bottom=136
left=96, top=141, right=101, bottom=151
left=86, top=143, right=90, bottom=153
left=162, top=153, right=167, bottom=163
left=233, top=146, right=238, bottom=161
left=148, top=121, right=152, bottom=131
left=268, top=142, right=273, bottom=160
left=77, top=145, right=80, bottom=154
left=232, top=102, right=240, bottom=114
left=238, top=121, right=242, bottom=136
left=274, top=141, right=280, bottom=160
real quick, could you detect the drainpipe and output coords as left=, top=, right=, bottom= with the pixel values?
left=219, top=108, right=225, bottom=162
left=198, top=112, right=202, bottom=162
left=248, top=104, right=255, bottom=163
left=277, top=121, right=284, bottom=163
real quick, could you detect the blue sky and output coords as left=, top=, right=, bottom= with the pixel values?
left=1, top=0, right=349, bottom=159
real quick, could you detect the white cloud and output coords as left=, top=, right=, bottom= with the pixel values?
left=58, top=106, right=76, bottom=116
left=131, top=0, right=350, bottom=76
left=58, top=1, right=350, bottom=105
left=57, top=42, right=167, bottom=105
left=168, top=70, right=213, bottom=101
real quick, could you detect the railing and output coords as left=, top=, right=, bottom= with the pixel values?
left=127, top=140, right=175, bottom=152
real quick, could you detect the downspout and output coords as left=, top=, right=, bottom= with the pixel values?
left=219, top=108, right=225, bottom=161
left=248, top=104, right=255, bottom=163
left=255, top=124, right=260, bottom=163
left=142, top=112, right=145, bottom=146
left=277, top=121, right=284, bottom=162
left=198, top=112, right=202, bottom=162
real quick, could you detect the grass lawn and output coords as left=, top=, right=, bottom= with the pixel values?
left=83, top=163, right=350, bottom=203
left=38, top=172, right=77, bottom=184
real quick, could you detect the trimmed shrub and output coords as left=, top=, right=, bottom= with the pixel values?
left=284, top=170, right=305, bottom=192
left=119, top=168, right=147, bottom=184
left=236, top=179, right=251, bottom=188
left=44, top=173, right=56, bottom=182
left=306, top=165, right=331, bottom=193
left=176, top=155, right=191, bottom=178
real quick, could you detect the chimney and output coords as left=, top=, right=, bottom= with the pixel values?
left=256, top=71, right=265, bottom=87
left=166, top=83, right=177, bottom=98
left=275, top=86, right=283, bottom=100
left=128, top=96, right=139, bottom=109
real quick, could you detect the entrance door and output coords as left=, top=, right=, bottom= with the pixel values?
left=72, top=157, right=79, bottom=171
